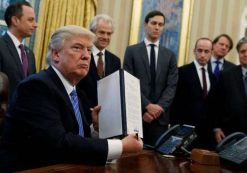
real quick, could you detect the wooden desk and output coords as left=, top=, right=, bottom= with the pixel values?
left=18, top=150, right=246, bottom=173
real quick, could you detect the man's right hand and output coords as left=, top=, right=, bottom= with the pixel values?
left=122, top=134, right=143, bottom=154
left=215, top=128, right=225, bottom=143
left=143, top=112, right=154, bottom=123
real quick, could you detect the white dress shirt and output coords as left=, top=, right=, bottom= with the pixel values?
left=7, top=30, right=24, bottom=63
left=144, top=38, right=159, bottom=69
left=194, top=60, right=211, bottom=92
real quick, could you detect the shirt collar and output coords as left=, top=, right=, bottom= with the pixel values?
left=242, top=66, right=247, bottom=77
left=144, top=38, right=159, bottom=47
left=194, top=59, right=208, bottom=71
left=92, top=44, right=105, bottom=57
left=211, top=56, right=224, bottom=64
left=51, top=65, right=75, bottom=95
left=7, top=30, right=23, bottom=48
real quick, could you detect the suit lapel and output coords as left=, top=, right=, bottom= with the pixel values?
left=90, top=54, right=99, bottom=80
left=3, top=34, right=25, bottom=77
left=191, top=63, right=203, bottom=92
left=140, top=42, right=151, bottom=80
left=234, top=66, right=246, bottom=98
left=47, top=67, right=74, bottom=112
left=47, top=67, right=90, bottom=130
left=156, top=45, right=164, bottom=82
left=104, top=50, right=110, bottom=75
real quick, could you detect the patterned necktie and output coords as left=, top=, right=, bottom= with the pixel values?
left=70, top=90, right=84, bottom=136
left=19, top=44, right=29, bottom=77
left=244, top=72, right=247, bottom=96
left=201, top=67, right=207, bottom=99
left=97, top=52, right=104, bottom=78
left=150, top=44, right=156, bottom=102
left=214, top=60, right=221, bottom=79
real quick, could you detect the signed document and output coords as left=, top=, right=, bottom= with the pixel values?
left=97, top=70, right=143, bottom=139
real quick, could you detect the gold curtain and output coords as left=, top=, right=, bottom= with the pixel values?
left=33, top=0, right=97, bottom=71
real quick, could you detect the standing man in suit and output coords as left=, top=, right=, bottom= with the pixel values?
left=0, top=1, right=37, bottom=98
left=214, top=37, right=247, bottom=143
left=123, top=10, right=178, bottom=145
left=208, top=34, right=235, bottom=80
left=170, top=38, right=216, bottom=149
left=0, top=25, right=143, bottom=172
left=77, top=14, right=121, bottom=108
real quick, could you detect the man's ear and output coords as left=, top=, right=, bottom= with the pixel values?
left=51, top=49, right=60, bottom=63
left=11, top=16, right=19, bottom=26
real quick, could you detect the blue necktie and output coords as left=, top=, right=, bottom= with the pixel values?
left=244, top=72, right=247, bottom=96
left=214, top=60, right=221, bottom=79
left=70, top=90, right=84, bottom=136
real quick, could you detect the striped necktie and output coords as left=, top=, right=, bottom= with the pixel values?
left=70, top=89, right=84, bottom=136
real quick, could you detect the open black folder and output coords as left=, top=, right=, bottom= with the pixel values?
left=97, top=69, right=143, bottom=139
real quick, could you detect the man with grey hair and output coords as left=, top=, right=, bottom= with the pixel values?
left=0, top=25, right=142, bottom=172
left=77, top=14, right=121, bottom=109
left=214, top=37, right=247, bottom=143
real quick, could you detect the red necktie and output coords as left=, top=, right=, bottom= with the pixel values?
left=97, top=52, right=104, bottom=78
left=19, top=44, right=29, bottom=77
left=201, top=67, right=207, bottom=99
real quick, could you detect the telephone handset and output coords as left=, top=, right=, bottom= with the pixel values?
left=147, top=124, right=197, bottom=155
left=216, top=132, right=247, bottom=167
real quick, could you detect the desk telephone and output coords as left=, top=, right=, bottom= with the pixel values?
left=216, top=132, right=247, bottom=167
left=145, top=124, right=197, bottom=155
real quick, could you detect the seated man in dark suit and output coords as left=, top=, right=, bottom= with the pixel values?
left=0, top=25, right=143, bottom=172
left=214, top=37, right=247, bottom=143
left=77, top=14, right=121, bottom=110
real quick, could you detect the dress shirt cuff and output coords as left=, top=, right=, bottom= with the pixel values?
left=107, top=139, right=123, bottom=160
left=213, top=128, right=222, bottom=133
left=90, top=124, right=99, bottom=138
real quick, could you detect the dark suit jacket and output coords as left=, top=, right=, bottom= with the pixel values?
left=0, top=67, right=108, bottom=172
left=170, top=62, right=216, bottom=127
left=77, top=50, right=120, bottom=109
left=215, top=65, right=247, bottom=135
left=170, top=62, right=217, bottom=149
left=123, top=41, right=178, bottom=125
left=208, top=59, right=235, bottom=75
left=0, top=33, right=36, bottom=99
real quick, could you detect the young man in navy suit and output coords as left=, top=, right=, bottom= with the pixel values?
left=0, top=25, right=143, bottom=172
left=0, top=1, right=37, bottom=98
left=123, top=10, right=178, bottom=145
left=77, top=14, right=121, bottom=109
